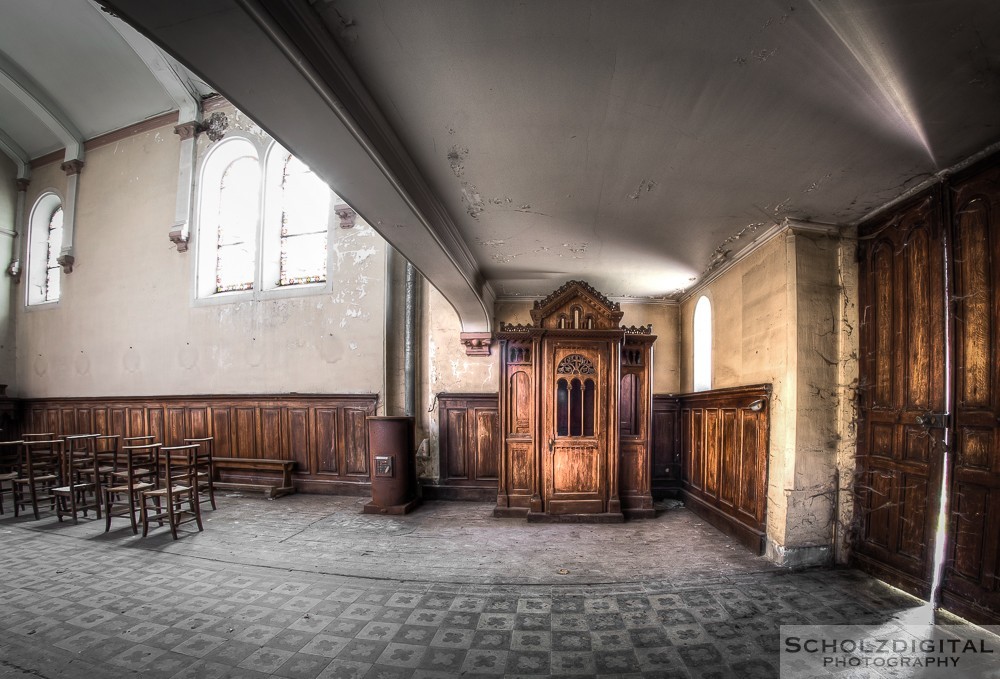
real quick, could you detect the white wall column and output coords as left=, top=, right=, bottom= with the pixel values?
left=58, top=159, right=84, bottom=272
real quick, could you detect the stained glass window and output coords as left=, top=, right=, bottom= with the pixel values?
left=215, top=155, right=259, bottom=292
left=278, top=154, right=329, bottom=286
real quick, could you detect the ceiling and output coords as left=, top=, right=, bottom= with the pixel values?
left=5, top=1, right=1000, bottom=331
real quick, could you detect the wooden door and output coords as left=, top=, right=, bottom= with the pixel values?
left=942, top=164, right=1000, bottom=623
left=542, top=342, right=611, bottom=515
left=855, top=192, right=947, bottom=598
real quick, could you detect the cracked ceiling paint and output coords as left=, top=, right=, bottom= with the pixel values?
left=318, top=0, right=1000, bottom=298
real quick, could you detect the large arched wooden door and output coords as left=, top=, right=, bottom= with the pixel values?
left=542, top=341, right=615, bottom=516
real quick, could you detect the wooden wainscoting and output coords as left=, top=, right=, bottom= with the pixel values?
left=20, top=394, right=378, bottom=494
left=679, top=384, right=771, bottom=553
left=425, top=393, right=500, bottom=501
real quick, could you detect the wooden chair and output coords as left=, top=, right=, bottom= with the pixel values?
left=94, top=434, right=121, bottom=486
left=54, top=434, right=102, bottom=524
left=184, top=437, right=217, bottom=510
left=0, top=440, right=23, bottom=516
left=16, top=440, right=62, bottom=519
left=104, top=443, right=160, bottom=534
left=140, top=444, right=203, bottom=539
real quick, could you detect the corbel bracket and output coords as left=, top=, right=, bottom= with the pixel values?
left=460, top=332, right=493, bottom=357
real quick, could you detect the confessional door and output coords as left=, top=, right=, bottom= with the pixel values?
left=541, top=340, right=614, bottom=515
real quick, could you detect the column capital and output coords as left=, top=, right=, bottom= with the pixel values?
left=60, top=159, right=84, bottom=176
left=174, top=121, right=199, bottom=141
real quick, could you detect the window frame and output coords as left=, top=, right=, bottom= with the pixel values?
left=693, top=295, right=712, bottom=391
left=193, top=133, right=338, bottom=306
left=25, top=191, right=64, bottom=309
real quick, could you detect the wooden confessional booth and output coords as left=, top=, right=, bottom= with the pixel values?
left=494, top=281, right=656, bottom=521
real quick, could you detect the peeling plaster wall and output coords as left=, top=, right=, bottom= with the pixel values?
left=0, top=156, right=16, bottom=392
left=834, top=229, right=859, bottom=564
left=680, top=230, right=858, bottom=566
left=15, top=122, right=386, bottom=398
left=787, top=232, right=840, bottom=560
left=495, top=300, right=680, bottom=393
left=420, top=285, right=497, bottom=480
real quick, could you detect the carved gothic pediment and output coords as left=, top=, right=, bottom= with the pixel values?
left=529, top=280, right=624, bottom=330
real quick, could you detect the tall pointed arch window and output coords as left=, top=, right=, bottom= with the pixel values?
left=26, top=193, right=63, bottom=306
left=693, top=295, right=712, bottom=391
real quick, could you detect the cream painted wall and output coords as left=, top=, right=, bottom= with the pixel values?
left=680, top=235, right=793, bottom=556
left=419, top=284, right=498, bottom=479
left=15, top=120, right=386, bottom=398
left=679, top=229, right=857, bottom=565
left=0, top=157, right=16, bottom=391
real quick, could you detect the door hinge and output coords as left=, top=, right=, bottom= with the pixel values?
left=915, top=412, right=948, bottom=428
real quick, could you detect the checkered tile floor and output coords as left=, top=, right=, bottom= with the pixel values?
left=0, top=496, right=975, bottom=678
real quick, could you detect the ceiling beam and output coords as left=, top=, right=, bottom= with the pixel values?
left=99, top=0, right=494, bottom=333
left=0, top=50, right=84, bottom=162
left=89, top=0, right=201, bottom=123
left=0, top=126, right=30, bottom=180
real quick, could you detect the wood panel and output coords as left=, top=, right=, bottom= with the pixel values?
left=942, top=160, right=1000, bottom=624
left=619, top=337, right=655, bottom=516
left=679, top=384, right=771, bottom=554
left=20, top=394, right=377, bottom=494
left=429, top=393, right=500, bottom=501
left=651, top=395, right=681, bottom=497
left=854, top=189, right=946, bottom=600
left=496, top=337, right=539, bottom=514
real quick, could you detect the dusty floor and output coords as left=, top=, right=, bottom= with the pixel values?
left=0, top=493, right=980, bottom=678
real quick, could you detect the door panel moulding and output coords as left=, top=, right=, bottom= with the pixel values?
left=99, top=0, right=495, bottom=333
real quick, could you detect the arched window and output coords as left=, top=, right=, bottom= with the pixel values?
left=215, top=155, right=260, bottom=291
left=693, top=295, right=712, bottom=391
left=197, top=132, right=341, bottom=300
left=26, top=193, right=63, bottom=306
left=197, top=138, right=260, bottom=297
left=264, top=150, right=330, bottom=287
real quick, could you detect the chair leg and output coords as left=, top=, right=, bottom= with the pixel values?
left=130, top=490, right=140, bottom=535
left=207, top=462, right=217, bottom=510
left=30, top=484, right=40, bottom=520
left=194, top=491, right=204, bottom=532
left=104, top=489, right=113, bottom=533
left=140, top=493, right=149, bottom=537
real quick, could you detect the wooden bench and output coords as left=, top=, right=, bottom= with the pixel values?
left=213, top=458, right=296, bottom=499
